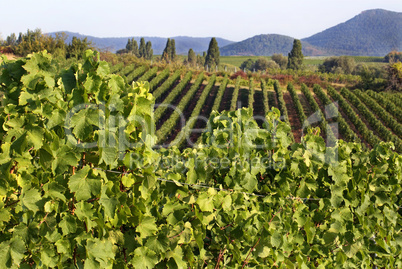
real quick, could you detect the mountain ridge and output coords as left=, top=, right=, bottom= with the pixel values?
left=302, top=9, right=402, bottom=56
left=48, top=31, right=234, bottom=55
left=49, top=9, right=402, bottom=57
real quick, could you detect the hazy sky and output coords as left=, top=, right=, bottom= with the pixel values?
left=1, top=0, right=401, bottom=41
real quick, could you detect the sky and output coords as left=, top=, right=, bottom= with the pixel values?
left=1, top=0, right=401, bottom=42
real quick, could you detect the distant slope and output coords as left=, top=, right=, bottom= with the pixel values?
left=220, top=34, right=326, bottom=56
left=49, top=31, right=234, bottom=54
left=303, top=9, right=402, bottom=56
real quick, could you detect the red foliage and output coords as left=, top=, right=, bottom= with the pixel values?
left=269, top=74, right=293, bottom=85
left=0, top=46, right=14, bottom=54
left=298, top=74, right=325, bottom=87
left=230, top=70, right=248, bottom=80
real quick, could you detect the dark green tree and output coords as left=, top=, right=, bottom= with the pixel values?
left=196, top=54, right=204, bottom=66
left=205, top=38, right=220, bottom=69
left=318, top=56, right=355, bottom=74
left=162, top=38, right=176, bottom=62
left=162, top=38, right=172, bottom=62
left=240, top=59, right=254, bottom=71
left=287, top=39, right=304, bottom=70
left=139, top=37, right=146, bottom=58
left=254, top=58, right=270, bottom=71
left=126, top=38, right=133, bottom=51
left=385, top=51, right=402, bottom=63
left=387, top=62, right=402, bottom=91
left=145, top=41, right=153, bottom=60
left=187, top=48, right=196, bottom=66
left=66, top=36, right=92, bottom=59
left=170, top=39, right=176, bottom=61
left=271, top=53, right=288, bottom=69
left=132, top=39, right=139, bottom=57
left=6, top=33, right=17, bottom=46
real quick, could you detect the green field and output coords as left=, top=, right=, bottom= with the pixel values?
left=219, top=55, right=386, bottom=68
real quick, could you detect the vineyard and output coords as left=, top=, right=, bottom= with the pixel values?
left=106, top=57, right=402, bottom=154
left=0, top=51, right=402, bottom=268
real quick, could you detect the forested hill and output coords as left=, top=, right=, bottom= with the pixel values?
left=48, top=32, right=234, bottom=55
left=219, top=34, right=326, bottom=56
left=302, top=9, right=402, bottom=56
left=50, top=9, right=402, bottom=56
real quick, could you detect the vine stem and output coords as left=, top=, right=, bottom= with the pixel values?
left=38, top=212, right=49, bottom=227
left=214, top=247, right=226, bottom=269
left=4, top=200, right=20, bottom=208
left=241, top=237, right=261, bottom=269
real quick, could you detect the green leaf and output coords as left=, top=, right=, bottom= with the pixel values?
left=0, top=237, right=26, bottom=267
left=21, top=188, right=42, bottom=211
left=108, top=75, right=125, bottom=94
left=43, top=181, right=66, bottom=202
left=131, top=246, right=159, bottom=269
left=99, top=184, right=119, bottom=219
left=70, top=108, right=100, bottom=141
left=68, top=166, right=101, bottom=201
left=145, top=234, right=170, bottom=253
left=26, top=125, right=44, bottom=149
left=99, top=146, right=118, bottom=167
left=136, top=215, right=158, bottom=238
left=59, top=214, right=77, bottom=235
left=167, top=247, right=187, bottom=269
left=40, top=246, right=58, bottom=268
left=55, top=239, right=71, bottom=255
left=240, top=172, right=258, bottom=192
left=97, top=61, right=110, bottom=77
left=196, top=190, right=215, bottom=212
left=271, top=231, right=282, bottom=248
left=86, top=238, right=114, bottom=268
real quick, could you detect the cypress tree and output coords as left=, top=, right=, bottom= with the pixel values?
left=162, top=38, right=171, bottom=62
left=188, top=48, right=196, bottom=66
left=205, top=38, right=220, bottom=69
left=125, top=38, right=133, bottom=51
left=170, top=39, right=176, bottom=61
left=139, top=37, right=146, bottom=58
left=132, top=39, right=139, bottom=57
left=287, top=39, right=304, bottom=70
left=146, top=41, right=153, bottom=60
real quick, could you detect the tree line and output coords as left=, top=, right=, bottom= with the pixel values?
left=117, top=37, right=153, bottom=60
left=0, top=29, right=93, bottom=59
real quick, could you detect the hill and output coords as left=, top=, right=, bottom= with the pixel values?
left=49, top=31, right=234, bottom=55
left=303, top=9, right=402, bottom=56
left=49, top=9, right=402, bottom=57
left=220, top=34, right=326, bottom=56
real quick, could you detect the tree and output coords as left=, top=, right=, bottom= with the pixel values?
left=139, top=37, right=146, bottom=58
left=253, top=58, right=270, bottom=71
left=170, top=39, right=176, bottom=61
left=387, top=62, right=402, bottom=91
left=240, top=59, right=254, bottom=71
left=187, top=48, right=196, bottom=66
left=126, top=38, right=133, bottom=51
left=6, top=33, right=17, bottom=46
left=196, top=54, right=204, bottom=66
left=271, top=53, right=288, bottom=69
left=318, top=56, right=356, bottom=74
left=287, top=39, right=304, bottom=70
left=66, top=36, right=92, bottom=59
left=162, top=38, right=176, bottom=63
left=205, top=38, right=220, bottom=69
left=161, top=38, right=171, bottom=62
left=385, top=51, right=402, bottom=63
left=145, top=41, right=153, bottom=60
